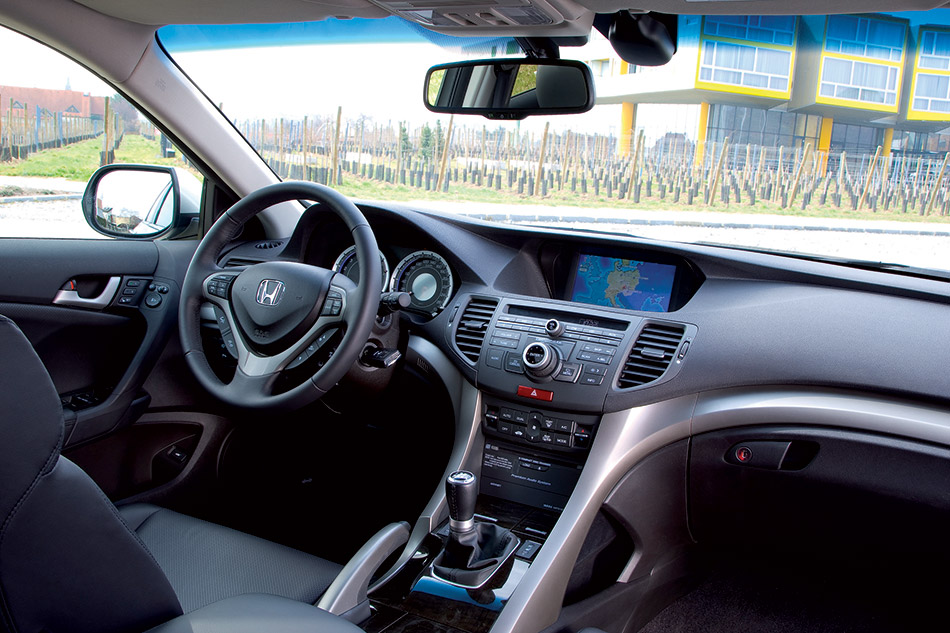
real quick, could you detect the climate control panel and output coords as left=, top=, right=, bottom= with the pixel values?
left=482, top=396, right=600, bottom=453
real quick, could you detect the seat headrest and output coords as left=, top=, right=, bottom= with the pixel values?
left=0, top=316, right=64, bottom=521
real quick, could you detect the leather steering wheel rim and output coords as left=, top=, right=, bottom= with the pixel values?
left=179, top=181, right=382, bottom=410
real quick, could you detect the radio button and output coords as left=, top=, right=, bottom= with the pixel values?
left=486, top=348, right=505, bottom=368
left=505, top=352, right=525, bottom=374
left=580, top=375, right=604, bottom=386
left=490, top=337, right=519, bottom=349
left=584, top=364, right=607, bottom=376
left=554, top=362, right=581, bottom=382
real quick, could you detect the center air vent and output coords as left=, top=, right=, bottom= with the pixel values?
left=255, top=240, right=284, bottom=249
left=618, top=322, right=686, bottom=389
left=454, top=296, right=499, bottom=363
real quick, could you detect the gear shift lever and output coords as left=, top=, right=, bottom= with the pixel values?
left=433, top=470, right=520, bottom=588
left=446, top=470, right=477, bottom=534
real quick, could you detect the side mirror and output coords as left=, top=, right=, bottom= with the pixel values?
left=424, top=59, right=595, bottom=120
left=81, top=164, right=201, bottom=239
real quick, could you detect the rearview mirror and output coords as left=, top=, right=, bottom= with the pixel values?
left=424, top=59, right=595, bottom=120
left=82, top=164, right=201, bottom=239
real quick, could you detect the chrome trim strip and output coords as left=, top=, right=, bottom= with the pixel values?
left=492, top=395, right=697, bottom=633
left=370, top=335, right=482, bottom=592
left=691, top=387, right=950, bottom=447
left=52, top=276, right=120, bottom=309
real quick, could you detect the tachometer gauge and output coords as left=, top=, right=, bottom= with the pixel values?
left=390, top=250, right=454, bottom=316
left=332, top=245, right=390, bottom=291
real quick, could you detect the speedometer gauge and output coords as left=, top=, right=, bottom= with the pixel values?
left=390, top=250, right=454, bottom=316
left=332, top=246, right=390, bottom=291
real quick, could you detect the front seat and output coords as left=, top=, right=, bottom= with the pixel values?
left=0, top=315, right=352, bottom=633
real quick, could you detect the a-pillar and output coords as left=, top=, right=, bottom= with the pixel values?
left=620, top=102, right=637, bottom=157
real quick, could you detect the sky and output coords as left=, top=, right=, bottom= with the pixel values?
left=0, top=19, right=690, bottom=144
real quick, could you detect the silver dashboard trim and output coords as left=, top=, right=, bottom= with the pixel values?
left=491, top=395, right=697, bottom=633
left=691, top=388, right=950, bottom=447
left=369, top=335, right=483, bottom=592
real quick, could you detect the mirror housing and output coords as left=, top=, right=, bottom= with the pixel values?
left=424, top=59, right=595, bottom=120
left=82, top=164, right=201, bottom=239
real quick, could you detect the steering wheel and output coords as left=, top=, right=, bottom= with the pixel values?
left=179, top=181, right=382, bottom=410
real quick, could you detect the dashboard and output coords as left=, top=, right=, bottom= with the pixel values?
left=208, top=198, right=950, bottom=633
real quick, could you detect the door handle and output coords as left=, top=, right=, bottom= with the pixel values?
left=53, top=276, right=121, bottom=309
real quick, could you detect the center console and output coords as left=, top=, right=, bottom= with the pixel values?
left=363, top=290, right=695, bottom=633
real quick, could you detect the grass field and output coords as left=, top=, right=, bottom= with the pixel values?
left=4, top=135, right=949, bottom=224
left=0, top=135, right=190, bottom=182
left=332, top=173, right=950, bottom=224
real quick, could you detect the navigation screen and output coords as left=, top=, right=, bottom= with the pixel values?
left=570, top=254, right=677, bottom=312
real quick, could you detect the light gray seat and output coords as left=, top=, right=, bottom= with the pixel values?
left=0, top=315, right=351, bottom=633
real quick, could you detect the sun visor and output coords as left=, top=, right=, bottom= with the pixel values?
left=368, top=0, right=594, bottom=36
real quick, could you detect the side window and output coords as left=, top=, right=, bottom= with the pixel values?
left=0, top=25, right=201, bottom=239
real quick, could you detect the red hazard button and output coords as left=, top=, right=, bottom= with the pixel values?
left=517, top=385, right=554, bottom=402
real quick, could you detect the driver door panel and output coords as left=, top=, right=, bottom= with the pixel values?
left=0, top=238, right=190, bottom=449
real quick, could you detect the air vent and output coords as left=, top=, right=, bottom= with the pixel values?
left=618, top=322, right=686, bottom=389
left=454, top=296, right=499, bottom=363
left=223, top=257, right=261, bottom=268
left=255, top=240, right=284, bottom=250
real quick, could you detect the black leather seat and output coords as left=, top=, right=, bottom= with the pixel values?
left=0, top=316, right=354, bottom=633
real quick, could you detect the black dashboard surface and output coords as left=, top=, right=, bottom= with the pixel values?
left=218, top=201, right=950, bottom=414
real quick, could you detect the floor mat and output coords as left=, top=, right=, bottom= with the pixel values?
left=638, top=558, right=945, bottom=633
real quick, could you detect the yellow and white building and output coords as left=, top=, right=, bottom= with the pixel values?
left=593, top=12, right=950, bottom=163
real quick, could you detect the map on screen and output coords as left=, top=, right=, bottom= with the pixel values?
left=570, top=255, right=677, bottom=312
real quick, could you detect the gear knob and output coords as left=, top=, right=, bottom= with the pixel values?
left=446, top=470, right=477, bottom=533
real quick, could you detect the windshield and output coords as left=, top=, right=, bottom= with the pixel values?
left=161, top=12, right=950, bottom=274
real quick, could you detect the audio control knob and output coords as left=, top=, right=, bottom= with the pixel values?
left=522, top=342, right=561, bottom=380
left=545, top=319, right=564, bottom=337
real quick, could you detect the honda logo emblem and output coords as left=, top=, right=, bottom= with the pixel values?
left=256, top=279, right=285, bottom=306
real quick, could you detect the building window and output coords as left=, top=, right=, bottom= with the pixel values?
left=703, top=16, right=796, bottom=46
left=819, top=57, right=898, bottom=105
left=824, top=15, right=905, bottom=61
left=705, top=104, right=820, bottom=149
left=829, top=122, right=884, bottom=154
left=913, top=73, right=950, bottom=113
left=699, top=40, right=792, bottom=92
left=919, top=29, right=950, bottom=70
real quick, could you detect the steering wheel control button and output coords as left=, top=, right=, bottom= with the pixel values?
left=516, top=385, right=554, bottom=401
left=221, top=331, right=238, bottom=358
left=144, top=293, right=163, bottom=308
left=212, top=305, right=230, bottom=331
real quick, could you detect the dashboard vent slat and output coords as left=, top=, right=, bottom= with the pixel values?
left=454, top=296, right=499, bottom=363
left=224, top=257, right=262, bottom=268
left=618, top=322, right=686, bottom=389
